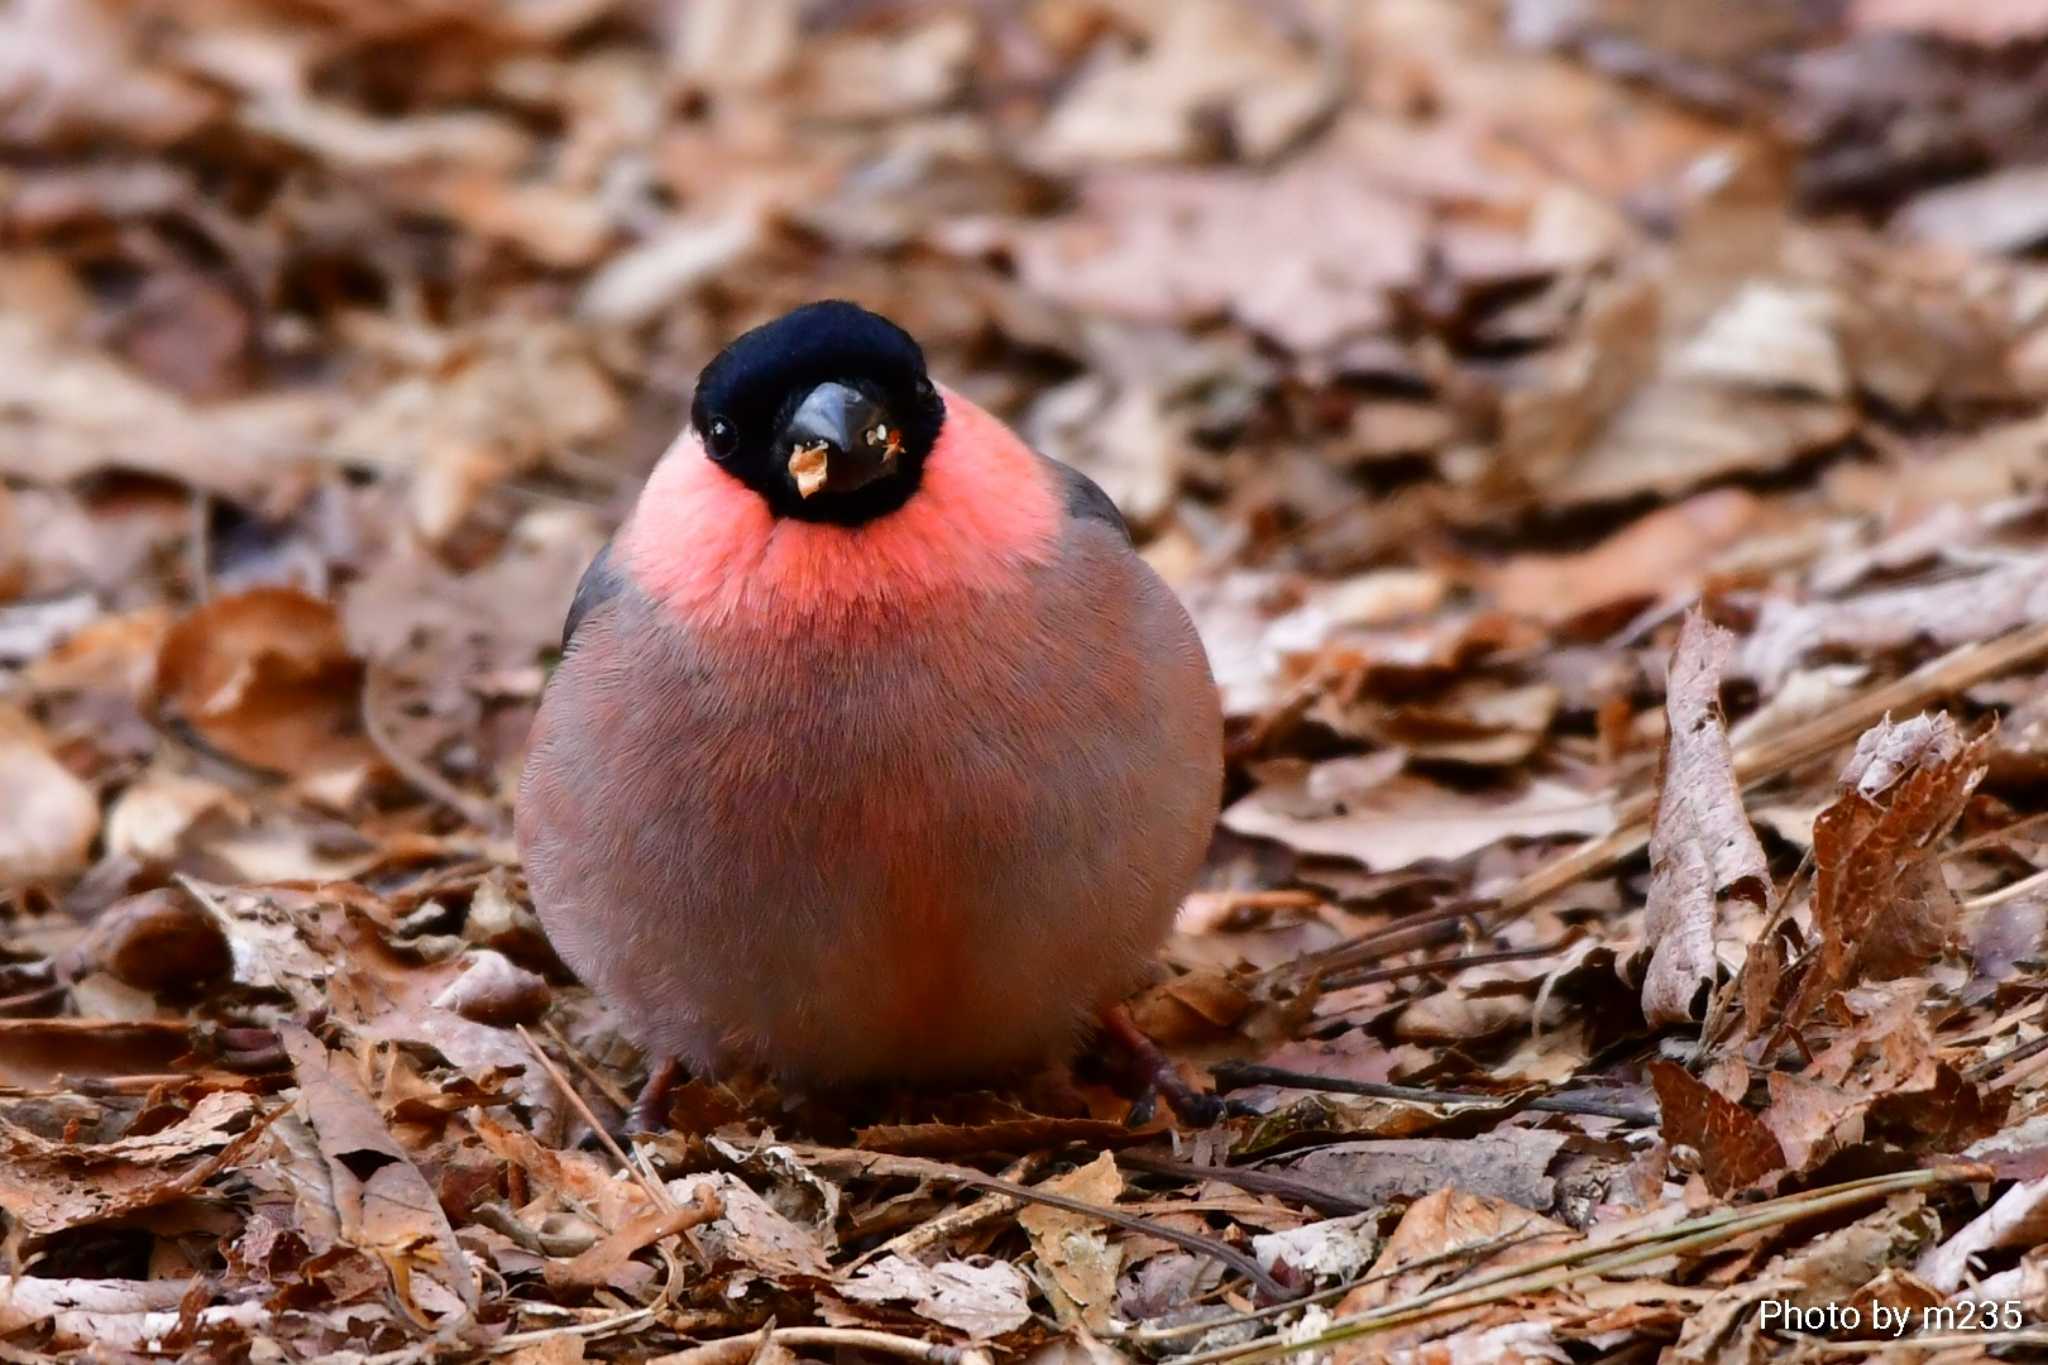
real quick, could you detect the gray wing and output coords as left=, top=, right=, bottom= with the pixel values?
left=1040, top=455, right=1132, bottom=544
left=561, top=539, right=626, bottom=653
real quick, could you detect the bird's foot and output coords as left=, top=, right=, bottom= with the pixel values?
left=1099, top=1003, right=1224, bottom=1127
left=624, top=1054, right=686, bottom=1135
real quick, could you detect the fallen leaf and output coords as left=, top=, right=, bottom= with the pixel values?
left=839, top=1255, right=1033, bottom=1338
left=432, top=950, right=551, bottom=1027
left=279, top=1024, right=477, bottom=1326
left=1785, top=713, right=1991, bottom=1028
left=1640, top=611, right=1770, bottom=1026
left=1851, top=0, right=2048, bottom=46
left=1485, top=490, right=1764, bottom=625
left=543, top=1185, right=722, bottom=1291
left=1017, top=1152, right=1125, bottom=1332
left=0, top=1090, right=261, bottom=1241
left=1031, top=0, right=1334, bottom=168
left=153, top=588, right=371, bottom=778
left=1223, top=771, right=1613, bottom=870
left=63, top=887, right=232, bottom=993
left=0, top=703, right=99, bottom=888
left=1650, top=1060, right=1786, bottom=1196
left=1740, top=560, right=2048, bottom=688
left=1281, top=1131, right=1570, bottom=1213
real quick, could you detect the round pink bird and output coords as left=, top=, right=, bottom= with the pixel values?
left=517, top=302, right=1223, bottom=1125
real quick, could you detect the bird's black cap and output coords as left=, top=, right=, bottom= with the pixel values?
left=690, top=301, right=946, bottom=525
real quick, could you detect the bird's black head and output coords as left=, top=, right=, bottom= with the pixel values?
left=689, top=301, right=946, bottom=525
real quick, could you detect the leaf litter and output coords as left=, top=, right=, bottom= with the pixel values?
left=5, top=0, right=2048, bottom=1359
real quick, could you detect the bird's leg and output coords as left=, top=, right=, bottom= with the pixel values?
left=626, top=1054, right=686, bottom=1134
left=1098, top=1003, right=1224, bottom=1127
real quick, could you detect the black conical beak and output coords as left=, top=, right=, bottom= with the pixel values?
left=781, top=382, right=902, bottom=498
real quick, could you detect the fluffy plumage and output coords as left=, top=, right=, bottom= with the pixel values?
left=517, top=303, right=1221, bottom=1085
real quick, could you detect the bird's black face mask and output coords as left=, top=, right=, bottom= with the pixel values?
left=690, top=301, right=947, bottom=526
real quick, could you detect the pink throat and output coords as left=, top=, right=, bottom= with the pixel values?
left=618, top=387, right=1061, bottom=633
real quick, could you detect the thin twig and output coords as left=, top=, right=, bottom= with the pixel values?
left=1802, top=1330, right=2048, bottom=1354
left=1267, top=900, right=1490, bottom=985
left=1432, top=620, right=2048, bottom=936
left=782, top=1144, right=1294, bottom=1301
left=1180, top=1167, right=1972, bottom=1364
left=848, top=1151, right=1045, bottom=1269
left=1968, top=1023, right=2048, bottom=1083
left=540, top=1019, right=635, bottom=1113
left=1320, top=939, right=1571, bottom=992
left=1109, top=1227, right=1550, bottom=1344
left=1964, top=863, right=2048, bottom=911
left=1209, top=1061, right=1657, bottom=1124
left=362, top=663, right=508, bottom=834
left=1118, top=1152, right=1371, bottom=1215
left=488, top=1307, right=656, bottom=1353
left=517, top=1024, right=674, bottom=1216
left=658, top=1326, right=988, bottom=1365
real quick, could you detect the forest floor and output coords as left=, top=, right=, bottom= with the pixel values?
left=6, top=1, right=2048, bottom=1360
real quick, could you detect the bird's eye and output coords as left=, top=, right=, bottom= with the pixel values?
left=706, top=417, right=738, bottom=457
left=916, top=377, right=937, bottom=402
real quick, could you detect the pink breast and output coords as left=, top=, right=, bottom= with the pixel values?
left=620, top=388, right=1062, bottom=639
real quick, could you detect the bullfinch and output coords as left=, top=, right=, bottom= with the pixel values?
left=517, top=301, right=1223, bottom=1125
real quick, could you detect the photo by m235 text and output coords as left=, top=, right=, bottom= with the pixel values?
left=1758, top=1298, right=2030, bottom=1338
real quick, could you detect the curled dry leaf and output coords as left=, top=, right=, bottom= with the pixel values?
left=153, top=588, right=371, bottom=778
left=1640, top=611, right=1770, bottom=1026
left=1783, top=713, right=1991, bottom=1030
left=0, top=1090, right=261, bottom=1241
left=1017, top=1151, right=1124, bottom=1332
left=63, top=886, right=232, bottom=992
left=1649, top=1060, right=1786, bottom=1196
left=431, top=949, right=551, bottom=1027
left=0, top=703, right=98, bottom=888
left=542, top=1184, right=722, bottom=1291
left=279, top=1024, right=477, bottom=1327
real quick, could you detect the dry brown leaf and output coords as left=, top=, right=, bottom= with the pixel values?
left=1125, top=969, right=1252, bottom=1045
left=1282, top=1131, right=1570, bottom=1213
left=1741, top=559, right=2048, bottom=688
left=676, top=1173, right=832, bottom=1283
left=1223, top=770, right=1612, bottom=870
left=1649, top=1060, right=1786, bottom=1196
left=1032, top=0, right=1334, bottom=168
left=62, top=887, right=232, bottom=993
left=1017, top=1152, right=1125, bottom=1332
left=153, top=588, right=371, bottom=778
left=984, top=147, right=1426, bottom=353
left=1554, top=381, right=1855, bottom=506
left=431, top=950, right=551, bottom=1027
left=1640, top=611, right=1770, bottom=1026
left=853, top=1115, right=1155, bottom=1159
left=0, top=0, right=219, bottom=150
left=1335, top=1186, right=1572, bottom=1326
left=1486, top=490, right=1764, bottom=624
left=1917, top=1174, right=2048, bottom=1291
left=0, top=703, right=99, bottom=888
left=542, top=1185, right=721, bottom=1291
left=0, top=1278, right=268, bottom=1352
left=0, top=1090, right=261, bottom=1242
left=838, top=1255, right=1034, bottom=1339
left=1851, top=0, right=2048, bottom=45
left=279, top=1024, right=477, bottom=1326
left=1784, top=713, right=1991, bottom=1029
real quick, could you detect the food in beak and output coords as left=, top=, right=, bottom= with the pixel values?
left=789, top=441, right=831, bottom=498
